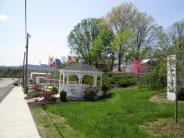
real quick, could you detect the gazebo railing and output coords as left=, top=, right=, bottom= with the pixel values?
left=61, top=84, right=90, bottom=97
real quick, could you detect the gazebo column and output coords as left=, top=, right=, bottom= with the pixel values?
left=67, top=75, right=69, bottom=85
left=100, top=74, right=102, bottom=90
left=78, top=73, right=82, bottom=97
left=62, top=72, right=65, bottom=89
left=78, top=74, right=82, bottom=85
left=93, top=75, right=97, bottom=86
left=59, top=71, right=62, bottom=92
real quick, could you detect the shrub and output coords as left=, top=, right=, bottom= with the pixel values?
left=110, top=73, right=137, bottom=87
left=32, top=84, right=43, bottom=92
left=60, top=90, right=67, bottom=102
left=84, top=86, right=98, bottom=101
left=41, top=92, right=57, bottom=104
left=139, top=68, right=166, bottom=89
left=102, top=79, right=111, bottom=96
left=51, top=86, right=58, bottom=93
left=118, top=78, right=136, bottom=87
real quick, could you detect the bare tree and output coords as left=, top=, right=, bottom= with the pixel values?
left=131, top=12, right=156, bottom=60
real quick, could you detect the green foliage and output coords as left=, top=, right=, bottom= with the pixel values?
left=68, top=18, right=115, bottom=70
left=0, top=66, right=23, bottom=78
left=82, top=75, right=93, bottom=85
left=60, top=90, right=67, bottom=102
left=69, top=75, right=78, bottom=82
left=51, top=86, right=58, bottom=93
left=102, top=79, right=111, bottom=96
left=108, top=73, right=137, bottom=87
left=26, top=91, right=40, bottom=99
left=68, top=18, right=101, bottom=65
left=84, top=86, right=98, bottom=101
left=91, top=27, right=115, bottom=69
left=139, top=67, right=166, bottom=89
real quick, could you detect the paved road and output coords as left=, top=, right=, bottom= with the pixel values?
left=0, top=78, right=15, bottom=103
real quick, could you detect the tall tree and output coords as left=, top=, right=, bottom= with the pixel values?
left=169, top=20, right=184, bottom=51
left=131, top=12, right=156, bottom=60
left=67, top=18, right=100, bottom=65
left=106, top=3, right=137, bottom=71
left=91, top=26, right=115, bottom=69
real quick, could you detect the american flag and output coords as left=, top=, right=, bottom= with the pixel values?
left=48, top=56, right=56, bottom=68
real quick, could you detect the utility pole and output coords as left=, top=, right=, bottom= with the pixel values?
left=24, top=0, right=31, bottom=93
left=22, top=52, right=26, bottom=87
left=24, top=33, right=31, bottom=93
left=25, top=0, right=27, bottom=36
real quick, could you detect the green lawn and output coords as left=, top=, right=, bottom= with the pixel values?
left=31, top=88, right=184, bottom=138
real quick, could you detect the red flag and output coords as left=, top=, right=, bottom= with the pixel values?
left=50, top=61, right=56, bottom=68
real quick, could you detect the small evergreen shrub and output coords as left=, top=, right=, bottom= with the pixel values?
left=102, top=79, right=111, bottom=96
left=51, top=86, right=58, bottom=93
left=84, top=86, right=98, bottom=101
left=60, top=90, right=67, bottom=102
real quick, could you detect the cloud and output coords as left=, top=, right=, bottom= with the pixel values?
left=0, top=15, right=9, bottom=22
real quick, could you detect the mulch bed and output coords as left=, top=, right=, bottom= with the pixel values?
left=149, top=93, right=171, bottom=104
left=140, top=118, right=184, bottom=137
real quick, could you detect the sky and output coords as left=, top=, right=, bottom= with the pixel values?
left=0, top=0, right=184, bottom=66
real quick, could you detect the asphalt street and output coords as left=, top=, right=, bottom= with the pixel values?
left=0, top=78, right=15, bottom=103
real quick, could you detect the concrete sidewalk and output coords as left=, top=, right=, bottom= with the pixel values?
left=0, top=87, right=40, bottom=138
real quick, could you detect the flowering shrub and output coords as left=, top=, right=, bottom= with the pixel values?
left=41, top=92, right=57, bottom=104
left=84, top=86, right=98, bottom=101
left=130, top=60, right=148, bottom=76
left=32, top=85, right=44, bottom=92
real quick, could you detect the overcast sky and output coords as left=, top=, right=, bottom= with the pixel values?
left=0, top=0, right=184, bottom=66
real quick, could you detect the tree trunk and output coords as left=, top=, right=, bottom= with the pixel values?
left=118, top=45, right=122, bottom=72
left=111, top=55, right=115, bottom=71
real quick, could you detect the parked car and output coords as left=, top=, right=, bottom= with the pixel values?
left=13, top=81, right=19, bottom=86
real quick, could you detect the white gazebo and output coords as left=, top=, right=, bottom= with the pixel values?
left=58, top=62, right=103, bottom=99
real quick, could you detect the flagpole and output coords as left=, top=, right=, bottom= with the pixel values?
left=54, top=66, right=56, bottom=86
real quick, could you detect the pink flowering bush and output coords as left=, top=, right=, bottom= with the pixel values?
left=130, top=60, right=148, bottom=76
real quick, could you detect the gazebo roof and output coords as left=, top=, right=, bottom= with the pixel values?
left=60, top=63, right=102, bottom=73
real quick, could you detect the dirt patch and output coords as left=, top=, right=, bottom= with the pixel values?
left=141, top=118, right=184, bottom=137
left=149, top=93, right=172, bottom=104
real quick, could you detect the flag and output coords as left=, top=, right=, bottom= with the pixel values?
left=48, top=56, right=56, bottom=68
left=68, top=56, right=77, bottom=63
left=55, top=58, right=62, bottom=68
left=50, top=61, right=56, bottom=68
